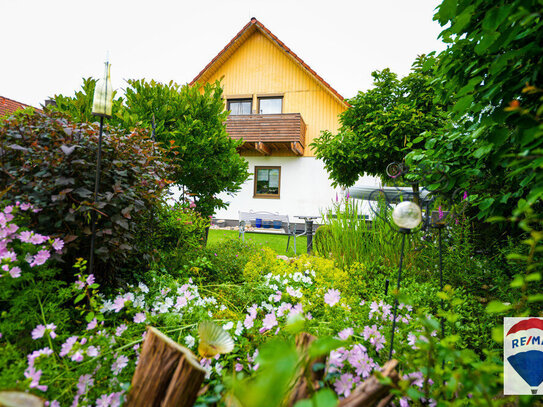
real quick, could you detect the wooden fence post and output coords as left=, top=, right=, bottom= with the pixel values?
left=125, top=327, right=206, bottom=407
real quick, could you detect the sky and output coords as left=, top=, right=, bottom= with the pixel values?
left=1, top=0, right=446, bottom=108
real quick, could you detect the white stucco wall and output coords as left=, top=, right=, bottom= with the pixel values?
left=211, top=156, right=380, bottom=221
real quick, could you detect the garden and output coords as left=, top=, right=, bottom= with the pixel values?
left=1, top=0, right=542, bottom=406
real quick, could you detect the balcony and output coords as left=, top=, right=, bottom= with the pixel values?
left=225, top=113, right=306, bottom=156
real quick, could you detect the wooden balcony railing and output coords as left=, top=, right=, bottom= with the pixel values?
left=225, top=113, right=306, bottom=156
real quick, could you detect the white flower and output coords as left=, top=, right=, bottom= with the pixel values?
left=235, top=321, right=244, bottom=336
left=138, top=282, right=149, bottom=293
left=185, top=335, right=195, bottom=348
left=223, top=322, right=234, bottom=331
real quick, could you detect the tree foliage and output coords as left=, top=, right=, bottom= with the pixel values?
left=52, top=78, right=249, bottom=218
left=311, top=55, right=447, bottom=187
left=406, top=0, right=542, bottom=221
left=0, top=110, right=171, bottom=280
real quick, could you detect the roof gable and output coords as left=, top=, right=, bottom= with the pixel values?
left=190, top=18, right=348, bottom=108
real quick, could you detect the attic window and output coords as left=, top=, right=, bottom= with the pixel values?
left=258, top=97, right=282, bottom=114
left=228, top=99, right=252, bottom=115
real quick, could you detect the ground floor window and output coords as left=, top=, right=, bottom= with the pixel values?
left=254, top=166, right=281, bottom=198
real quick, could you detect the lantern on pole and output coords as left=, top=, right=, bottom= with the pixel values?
left=88, top=59, right=113, bottom=274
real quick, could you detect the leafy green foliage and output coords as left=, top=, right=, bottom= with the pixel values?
left=122, top=79, right=249, bottom=218
left=0, top=110, right=171, bottom=280
left=311, top=55, right=447, bottom=186
left=407, top=0, right=543, bottom=221
left=53, top=78, right=250, bottom=219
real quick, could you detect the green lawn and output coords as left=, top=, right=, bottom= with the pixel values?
left=207, top=229, right=307, bottom=256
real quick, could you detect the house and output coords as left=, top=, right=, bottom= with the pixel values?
left=0, top=96, right=35, bottom=117
left=191, top=18, right=378, bottom=222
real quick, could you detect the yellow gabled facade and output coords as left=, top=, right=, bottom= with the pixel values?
left=191, top=18, right=348, bottom=157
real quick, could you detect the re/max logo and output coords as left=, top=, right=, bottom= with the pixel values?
left=512, top=336, right=542, bottom=348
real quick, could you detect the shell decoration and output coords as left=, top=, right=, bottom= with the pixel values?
left=198, top=321, right=234, bottom=358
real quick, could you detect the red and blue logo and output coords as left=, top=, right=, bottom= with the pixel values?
left=504, top=318, right=543, bottom=395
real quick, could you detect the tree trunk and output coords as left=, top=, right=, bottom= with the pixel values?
left=338, top=360, right=399, bottom=407
left=125, top=327, right=206, bottom=407
left=286, top=332, right=327, bottom=406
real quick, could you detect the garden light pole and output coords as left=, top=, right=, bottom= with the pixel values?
left=388, top=201, right=422, bottom=360
left=89, top=60, right=113, bottom=274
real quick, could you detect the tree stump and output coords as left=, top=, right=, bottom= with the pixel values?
left=338, top=360, right=399, bottom=407
left=125, top=327, right=206, bottom=407
left=286, top=332, right=327, bottom=406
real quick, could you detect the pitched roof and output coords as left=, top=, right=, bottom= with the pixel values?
left=0, top=96, right=35, bottom=117
left=190, top=18, right=348, bottom=107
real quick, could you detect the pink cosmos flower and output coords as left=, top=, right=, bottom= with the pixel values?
left=30, top=233, right=48, bottom=245
left=52, top=238, right=64, bottom=252
left=18, top=231, right=33, bottom=243
left=260, top=312, right=277, bottom=332
left=71, top=351, right=84, bottom=362
left=115, top=324, right=127, bottom=336
left=338, top=327, right=354, bottom=340
left=112, top=296, right=126, bottom=313
left=86, top=274, right=95, bottom=286
left=86, top=346, right=100, bottom=357
left=60, top=336, right=78, bottom=357
left=31, top=324, right=46, bottom=340
left=324, top=289, right=341, bottom=307
left=86, top=318, right=98, bottom=330
left=29, top=250, right=50, bottom=267
left=111, top=354, right=129, bottom=375
left=134, top=312, right=146, bottom=323
left=9, top=266, right=21, bottom=278
left=334, top=373, right=354, bottom=398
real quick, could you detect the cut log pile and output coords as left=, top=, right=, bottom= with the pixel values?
left=126, top=328, right=400, bottom=407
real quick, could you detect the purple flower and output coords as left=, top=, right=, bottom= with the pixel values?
left=235, top=363, right=243, bottom=371
left=60, top=336, right=78, bottom=357
left=31, top=324, right=46, bottom=340
left=334, top=373, right=354, bottom=398
left=52, top=238, right=64, bottom=253
left=438, top=206, right=444, bottom=220
left=30, top=233, right=48, bottom=245
left=134, top=312, right=146, bottom=323
left=261, top=312, right=277, bottom=332
left=115, top=324, right=127, bottom=337
left=338, top=327, right=353, bottom=340
left=9, top=266, right=21, bottom=278
left=20, top=203, right=32, bottom=211
left=111, top=354, right=129, bottom=375
left=18, top=230, right=33, bottom=243
left=24, top=366, right=47, bottom=392
left=86, top=274, right=95, bottom=286
left=348, top=345, right=374, bottom=378
left=463, top=191, right=468, bottom=201
left=86, top=346, right=100, bottom=357
left=112, top=296, right=126, bottom=313
left=324, top=289, right=341, bottom=307
left=70, top=351, right=84, bottom=362
left=76, top=374, right=94, bottom=396
left=75, top=280, right=85, bottom=290
left=29, top=249, right=50, bottom=267
left=86, top=318, right=98, bottom=330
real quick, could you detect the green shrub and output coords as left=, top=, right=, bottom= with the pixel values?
left=0, top=110, right=172, bottom=281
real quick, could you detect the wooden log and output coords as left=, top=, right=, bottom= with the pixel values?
left=125, top=327, right=206, bottom=407
left=338, top=360, right=399, bottom=407
left=286, top=332, right=326, bottom=406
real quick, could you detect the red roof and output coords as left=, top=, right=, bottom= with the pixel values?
left=190, top=18, right=348, bottom=107
left=0, top=96, right=35, bottom=117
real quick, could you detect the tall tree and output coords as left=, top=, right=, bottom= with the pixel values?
left=406, top=0, right=542, bottom=221
left=53, top=79, right=249, bottom=219
left=311, top=55, right=447, bottom=197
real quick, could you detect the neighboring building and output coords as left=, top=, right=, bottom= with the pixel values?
left=0, top=96, right=35, bottom=117
left=191, top=18, right=378, bottom=222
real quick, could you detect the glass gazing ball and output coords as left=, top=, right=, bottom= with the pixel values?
left=392, top=201, right=422, bottom=229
